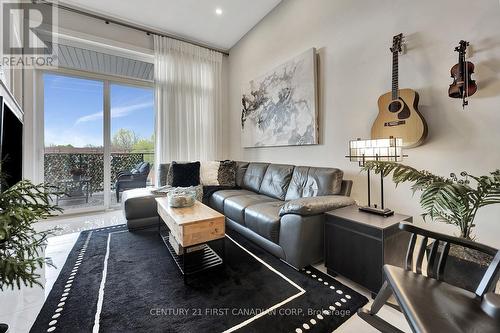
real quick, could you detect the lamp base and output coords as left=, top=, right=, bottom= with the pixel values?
left=359, top=205, right=394, bottom=217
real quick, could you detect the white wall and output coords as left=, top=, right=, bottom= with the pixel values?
left=55, top=9, right=154, bottom=59
left=227, top=0, right=500, bottom=247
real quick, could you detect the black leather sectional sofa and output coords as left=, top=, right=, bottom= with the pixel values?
left=208, top=162, right=355, bottom=268
left=123, top=161, right=355, bottom=269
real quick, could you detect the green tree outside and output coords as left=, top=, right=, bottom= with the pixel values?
left=132, top=133, right=155, bottom=163
left=112, top=129, right=154, bottom=163
left=112, top=128, right=139, bottom=151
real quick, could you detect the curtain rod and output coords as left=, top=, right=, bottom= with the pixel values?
left=37, top=0, right=230, bottom=56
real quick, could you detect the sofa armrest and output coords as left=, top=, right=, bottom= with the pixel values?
left=279, top=195, right=355, bottom=216
left=482, top=293, right=500, bottom=320
left=339, top=180, right=353, bottom=196
left=279, top=214, right=324, bottom=268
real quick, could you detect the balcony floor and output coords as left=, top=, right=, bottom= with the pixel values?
left=51, top=190, right=122, bottom=211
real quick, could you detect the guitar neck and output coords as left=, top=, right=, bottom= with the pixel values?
left=392, top=51, right=399, bottom=99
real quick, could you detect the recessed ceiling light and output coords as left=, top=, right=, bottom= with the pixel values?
left=215, top=8, right=223, bottom=16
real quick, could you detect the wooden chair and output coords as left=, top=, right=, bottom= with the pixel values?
left=358, top=222, right=500, bottom=333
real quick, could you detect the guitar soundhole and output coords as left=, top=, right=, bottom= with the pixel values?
left=388, top=100, right=402, bottom=113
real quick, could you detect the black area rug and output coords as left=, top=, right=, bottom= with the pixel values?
left=30, top=225, right=368, bottom=333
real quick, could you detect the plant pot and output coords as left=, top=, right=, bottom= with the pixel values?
left=427, top=242, right=491, bottom=292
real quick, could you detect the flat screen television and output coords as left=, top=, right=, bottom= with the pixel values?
left=0, top=96, right=23, bottom=191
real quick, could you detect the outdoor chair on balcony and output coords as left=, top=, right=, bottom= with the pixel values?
left=358, top=222, right=500, bottom=333
left=115, top=162, right=150, bottom=202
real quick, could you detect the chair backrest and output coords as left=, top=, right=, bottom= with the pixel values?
left=133, top=162, right=144, bottom=171
left=138, top=162, right=150, bottom=175
left=399, top=222, right=500, bottom=297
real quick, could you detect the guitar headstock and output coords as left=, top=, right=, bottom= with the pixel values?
left=390, top=33, right=404, bottom=54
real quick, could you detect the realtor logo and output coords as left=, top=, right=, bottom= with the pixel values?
left=1, top=0, right=58, bottom=68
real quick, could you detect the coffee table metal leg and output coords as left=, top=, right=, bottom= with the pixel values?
left=158, top=223, right=224, bottom=283
left=183, top=244, right=193, bottom=284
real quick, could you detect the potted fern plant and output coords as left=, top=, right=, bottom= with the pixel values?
left=0, top=176, right=61, bottom=333
left=363, top=161, right=500, bottom=290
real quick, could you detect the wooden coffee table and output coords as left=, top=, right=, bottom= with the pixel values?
left=156, top=198, right=225, bottom=282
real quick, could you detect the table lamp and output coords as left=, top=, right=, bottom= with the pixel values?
left=346, top=137, right=405, bottom=217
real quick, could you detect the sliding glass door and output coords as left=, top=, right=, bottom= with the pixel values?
left=43, top=72, right=154, bottom=213
left=44, top=74, right=105, bottom=210
left=110, top=84, right=155, bottom=206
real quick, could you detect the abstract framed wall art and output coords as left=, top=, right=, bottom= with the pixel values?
left=241, top=48, right=318, bottom=148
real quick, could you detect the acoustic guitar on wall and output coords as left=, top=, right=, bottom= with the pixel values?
left=371, top=33, right=428, bottom=148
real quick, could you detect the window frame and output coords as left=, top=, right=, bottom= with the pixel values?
left=36, top=67, right=154, bottom=215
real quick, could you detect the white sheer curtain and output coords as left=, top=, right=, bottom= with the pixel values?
left=154, top=35, right=223, bottom=167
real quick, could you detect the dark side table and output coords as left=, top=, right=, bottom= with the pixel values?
left=325, top=205, right=412, bottom=297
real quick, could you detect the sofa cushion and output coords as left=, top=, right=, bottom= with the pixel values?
left=259, top=164, right=294, bottom=200
left=235, top=161, right=249, bottom=187
left=131, top=162, right=143, bottom=174
left=166, top=164, right=174, bottom=185
left=122, top=188, right=158, bottom=220
left=244, top=201, right=284, bottom=243
left=242, top=162, right=269, bottom=192
left=158, top=163, right=170, bottom=186
left=132, top=162, right=144, bottom=174
left=138, top=162, right=150, bottom=174
left=224, top=194, right=278, bottom=225
left=208, top=189, right=255, bottom=212
left=285, top=166, right=343, bottom=199
left=285, top=166, right=310, bottom=200
left=304, top=167, right=343, bottom=197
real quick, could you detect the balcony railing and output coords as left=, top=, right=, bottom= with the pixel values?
left=44, top=151, right=154, bottom=193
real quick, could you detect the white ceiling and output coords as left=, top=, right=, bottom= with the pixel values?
left=63, top=0, right=282, bottom=51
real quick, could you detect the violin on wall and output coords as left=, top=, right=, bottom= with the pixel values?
left=449, top=40, right=477, bottom=109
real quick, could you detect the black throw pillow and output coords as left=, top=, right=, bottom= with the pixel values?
left=171, top=161, right=201, bottom=187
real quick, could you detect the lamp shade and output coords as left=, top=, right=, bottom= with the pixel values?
left=348, top=138, right=403, bottom=165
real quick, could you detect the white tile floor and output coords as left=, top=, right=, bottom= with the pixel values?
left=1, top=210, right=409, bottom=333
left=33, top=209, right=125, bottom=236
left=313, top=263, right=410, bottom=333
left=0, top=210, right=124, bottom=333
